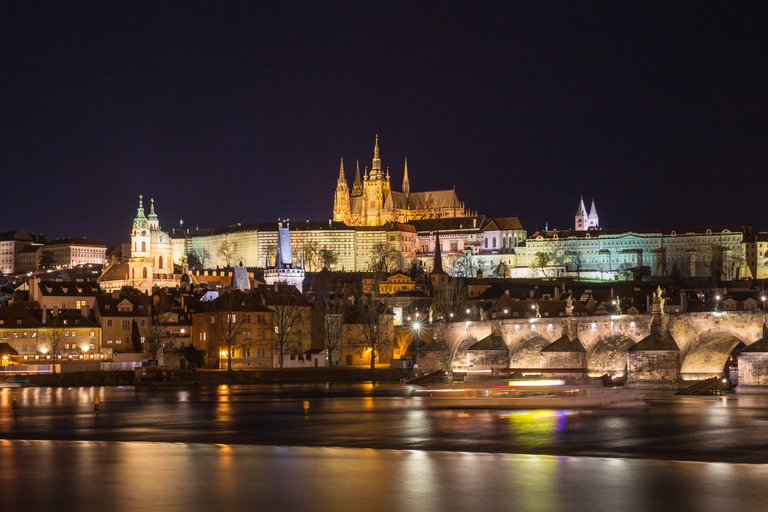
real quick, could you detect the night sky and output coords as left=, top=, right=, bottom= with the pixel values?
left=3, top=2, right=767, bottom=248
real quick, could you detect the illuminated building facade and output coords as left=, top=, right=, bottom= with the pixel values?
left=333, top=136, right=469, bottom=226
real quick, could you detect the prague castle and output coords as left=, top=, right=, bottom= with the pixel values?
left=333, top=136, right=469, bottom=226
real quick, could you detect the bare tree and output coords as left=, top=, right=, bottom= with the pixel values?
left=356, top=293, right=395, bottom=369
left=319, top=247, right=339, bottom=270
left=530, top=252, right=551, bottom=278
left=187, top=248, right=211, bottom=269
left=318, top=288, right=350, bottom=366
left=296, top=240, right=319, bottom=271
left=39, top=322, right=66, bottom=371
left=141, top=297, right=170, bottom=366
left=368, top=242, right=401, bottom=273
left=217, top=238, right=239, bottom=267
left=210, top=290, right=250, bottom=371
left=432, top=277, right=468, bottom=322
left=265, top=284, right=305, bottom=369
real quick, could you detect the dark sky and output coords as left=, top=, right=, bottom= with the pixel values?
left=2, top=2, right=767, bottom=247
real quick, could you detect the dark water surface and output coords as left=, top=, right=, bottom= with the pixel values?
left=3, top=384, right=768, bottom=462
left=1, top=441, right=767, bottom=512
left=2, top=384, right=768, bottom=511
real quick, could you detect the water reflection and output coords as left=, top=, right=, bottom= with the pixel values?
left=1, top=441, right=766, bottom=512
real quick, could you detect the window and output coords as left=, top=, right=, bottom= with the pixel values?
left=210, top=316, right=215, bottom=324
left=65, top=344, right=70, bottom=349
left=122, top=320, right=130, bottom=330
left=180, top=328, right=185, bottom=334
left=90, top=331, right=95, bottom=337
left=106, top=320, right=112, bottom=327
left=116, top=338, right=122, bottom=344
left=484, top=238, right=488, bottom=248
left=243, top=330, right=251, bottom=340
left=159, top=256, right=163, bottom=269
left=142, top=267, right=147, bottom=278
left=64, top=331, right=70, bottom=337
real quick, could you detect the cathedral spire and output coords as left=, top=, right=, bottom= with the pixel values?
left=338, top=157, right=346, bottom=182
left=352, top=160, right=363, bottom=196
left=402, top=157, right=410, bottom=197
left=370, top=134, right=383, bottom=179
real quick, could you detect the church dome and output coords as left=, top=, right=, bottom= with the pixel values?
left=150, top=229, right=172, bottom=246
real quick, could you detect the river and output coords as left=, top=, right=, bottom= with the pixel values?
left=1, top=383, right=767, bottom=511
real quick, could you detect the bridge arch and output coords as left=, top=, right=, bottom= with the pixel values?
left=450, top=336, right=480, bottom=372
left=587, top=335, right=637, bottom=377
left=680, top=328, right=750, bottom=381
left=509, top=335, right=550, bottom=369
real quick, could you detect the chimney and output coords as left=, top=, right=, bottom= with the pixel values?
left=554, top=286, right=560, bottom=300
left=52, top=306, right=59, bottom=316
left=42, top=307, right=48, bottom=324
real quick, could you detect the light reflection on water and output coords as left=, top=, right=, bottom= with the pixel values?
left=0, top=441, right=766, bottom=512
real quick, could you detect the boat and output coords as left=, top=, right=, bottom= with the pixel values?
left=411, top=378, right=647, bottom=409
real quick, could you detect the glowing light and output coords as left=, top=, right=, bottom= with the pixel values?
left=508, top=380, right=565, bottom=387
left=715, top=295, right=721, bottom=301
left=466, top=309, right=470, bottom=314
left=504, top=309, right=508, bottom=314
left=220, top=350, right=228, bottom=357
left=630, top=322, right=635, bottom=328
left=40, top=347, right=48, bottom=354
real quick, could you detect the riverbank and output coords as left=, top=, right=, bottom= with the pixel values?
left=16, top=368, right=414, bottom=387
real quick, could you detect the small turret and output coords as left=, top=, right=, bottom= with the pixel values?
left=351, top=160, right=363, bottom=196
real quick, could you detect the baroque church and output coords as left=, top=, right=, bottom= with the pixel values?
left=99, top=196, right=178, bottom=293
left=333, top=136, right=469, bottom=226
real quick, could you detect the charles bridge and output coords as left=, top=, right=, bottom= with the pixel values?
left=426, top=311, right=768, bottom=390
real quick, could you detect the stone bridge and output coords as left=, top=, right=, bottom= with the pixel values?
left=431, top=312, right=766, bottom=386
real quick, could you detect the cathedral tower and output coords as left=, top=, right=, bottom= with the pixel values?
left=402, top=157, right=410, bottom=197
left=332, top=158, right=351, bottom=223
left=362, top=135, right=390, bottom=226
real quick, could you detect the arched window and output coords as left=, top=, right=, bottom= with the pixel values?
left=502, top=236, right=506, bottom=249
left=484, top=238, right=488, bottom=249
left=143, top=267, right=147, bottom=279
left=492, top=237, right=496, bottom=248
left=159, top=256, right=163, bottom=269
left=141, top=241, right=146, bottom=252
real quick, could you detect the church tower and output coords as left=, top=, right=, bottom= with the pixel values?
left=575, top=197, right=588, bottom=231
left=402, top=157, right=410, bottom=197
left=129, top=195, right=153, bottom=287
left=587, top=199, right=599, bottom=230
left=362, top=135, right=390, bottom=226
left=332, top=158, right=351, bottom=223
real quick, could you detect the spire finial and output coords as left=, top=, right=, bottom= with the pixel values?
left=150, top=197, right=155, bottom=211
left=139, top=194, right=143, bottom=207
left=338, top=157, right=345, bottom=181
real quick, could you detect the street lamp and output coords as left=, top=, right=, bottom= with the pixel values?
left=762, top=296, right=766, bottom=326
left=714, top=295, right=721, bottom=314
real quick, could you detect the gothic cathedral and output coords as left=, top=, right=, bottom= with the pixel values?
left=332, top=136, right=468, bottom=226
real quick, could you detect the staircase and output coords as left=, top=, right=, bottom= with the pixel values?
left=675, top=377, right=728, bottom=396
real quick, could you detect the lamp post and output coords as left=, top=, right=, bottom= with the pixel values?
left=761, top=296, right=766, bottom=326
left=714, top=295, right=721, bottom=314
